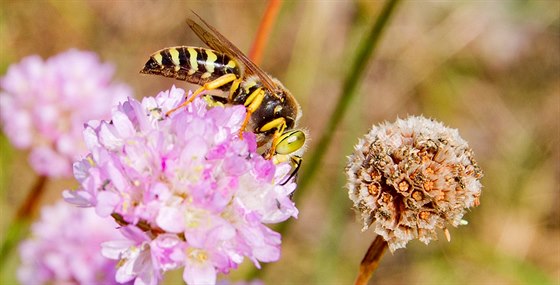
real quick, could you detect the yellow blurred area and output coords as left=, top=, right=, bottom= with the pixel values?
left=0, top=1, right=558, bottom=284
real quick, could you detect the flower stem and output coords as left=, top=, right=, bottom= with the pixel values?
left=246, top=0, right=402, bottom=280
left=248, top=0, right=282, bottom=65
left=295, top=0, right=402, bottom=197
left=354, top=235, right=388, bottom=285
left=0, top=175, right=48, bottom=270
left=15, top=176, right=48, bottom=219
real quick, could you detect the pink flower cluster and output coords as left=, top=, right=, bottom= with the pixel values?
left=0, top=49, right=131, bottom=177
left=18, top=201, right=127, bottom=285
left=64, top=86, right=298, bottom=285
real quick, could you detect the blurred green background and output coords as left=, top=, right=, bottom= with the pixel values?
left=0, top=0, right=558, bottom=284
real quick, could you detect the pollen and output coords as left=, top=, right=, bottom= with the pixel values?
left=419, top=211, right=431, bottom=221
left=412, top=190, right=423, bottom=201
left=368, top=183, right=380, bottom=196
left=398, top=180, right=410, bottom=192
left=423, top=180, right=435, bottom=192
left=425, top=167, right=435, bottom=175
left=187, top=248, right=209, bottom=263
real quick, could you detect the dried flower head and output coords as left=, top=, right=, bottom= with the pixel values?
left=18, top=201, right=127, bottom=285
left=0, top=49, right=131, bottom=177
left=63, top=86, right=298, bottom=285
left=346, top=116, right=482, bottom=252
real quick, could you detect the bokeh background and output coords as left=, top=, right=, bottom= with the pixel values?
left=1, top=0, right=558, bottom=284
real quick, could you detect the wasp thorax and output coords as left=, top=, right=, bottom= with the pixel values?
left=346, top=116, right=483, bottom=252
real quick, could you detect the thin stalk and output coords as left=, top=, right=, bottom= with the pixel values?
left=0, top=175, right=48, bottom=269
left=354, top=235, right=388, bottom=285
left=14, top=176, right=48, bottom=219
left=249, top=0, right=282, bottom=65
left=312, top=172, right=348, bottom=284
left=296, top=0, right=402, bottom=197
left=247, top=0, right=402, bottom=280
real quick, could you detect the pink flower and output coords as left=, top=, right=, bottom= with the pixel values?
left=101, top=226, right=159, bottom=285
left=17, top=201, right=128, bottom=285
left=64, top=86, right=299, bottom=284
left=0, top=49, right=132, bottom=177
left=217, top=280, right=264, bottom=285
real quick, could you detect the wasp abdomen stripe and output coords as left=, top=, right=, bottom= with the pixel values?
left=178, top=47, right=189, bottom=67
left=160, top=49, right=175, bottom=67
left=140, top=46, right=241, bottom=90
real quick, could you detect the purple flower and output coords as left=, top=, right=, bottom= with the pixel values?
left=0, top=49, right=132, bottom=177
left=217, top=280, right=264, bottom=285
left=101, top=226, right=159, bottom=285
left=18, top=201, right=128, bottom=285
left=64, top=86, right=299, bottom=285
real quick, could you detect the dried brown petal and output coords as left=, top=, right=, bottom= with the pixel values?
left=346, top=116, right=483, bottom=252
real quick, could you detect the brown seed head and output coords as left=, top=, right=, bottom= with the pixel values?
left=346, top=116, right=483, bottom=252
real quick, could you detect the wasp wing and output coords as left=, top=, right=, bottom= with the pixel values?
left=187, top=12, right=277, bottom=91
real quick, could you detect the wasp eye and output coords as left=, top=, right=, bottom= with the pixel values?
left=275, top=130, right=305, bottom=155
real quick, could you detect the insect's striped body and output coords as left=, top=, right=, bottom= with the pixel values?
left=142, top=46, right=239, bottom=90
left=141, top=13, right=306, bottom=183
left=142, top=47, right=299, bottom=144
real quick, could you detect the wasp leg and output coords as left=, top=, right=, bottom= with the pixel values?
left=165, top=73, right=238, bottom=117
left=239, top=88, right=265, bottom=139
left=270, top=130, right=306, bottom=186
left=258, top=118, right=287, bottom=159
left=281, top=155, right=302, bottom=186
left=202, top=94, right=227, bottom=107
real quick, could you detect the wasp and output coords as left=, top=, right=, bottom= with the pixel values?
left=140, top=12, right=306, bottom=182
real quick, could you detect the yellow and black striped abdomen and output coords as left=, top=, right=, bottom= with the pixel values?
left=140, top=46, right=240, bottom=90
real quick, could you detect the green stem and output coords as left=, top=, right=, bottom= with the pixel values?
left=0, top=175, right=48, bottom=270
left=246, top=0, right=402, bottom=280
left=296, top=0, right=402, bottom=197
